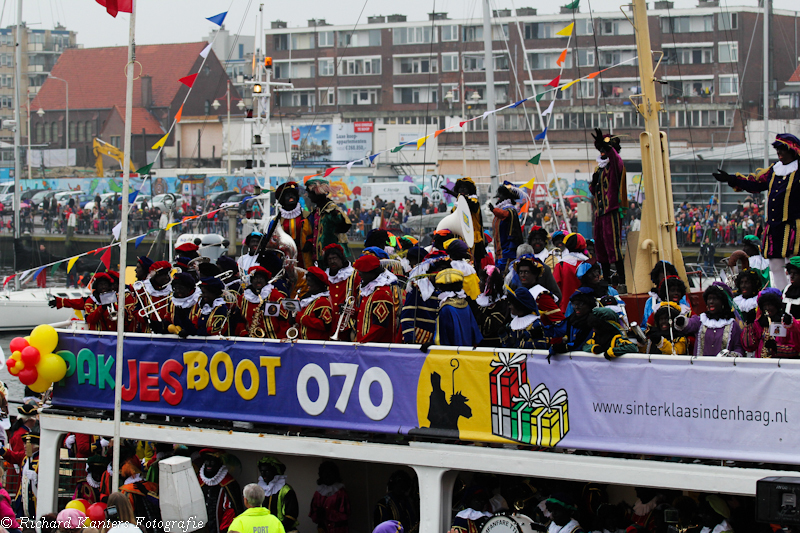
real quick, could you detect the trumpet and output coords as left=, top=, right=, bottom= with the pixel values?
left=331, top=296, right=356, bottom=341
left=107, top=302, right=118, bottom=321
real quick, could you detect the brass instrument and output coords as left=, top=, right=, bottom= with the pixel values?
left=331, top=296, right=356, bottom=341
left=107, top=302, right=118, bottom=321
left=286, top=326, right=299, bottom=340
left=722, top=250, right=750, bottom=290
left=249, top=296, right=267, bottom=338
left=629, top=321, right=647, bottom=344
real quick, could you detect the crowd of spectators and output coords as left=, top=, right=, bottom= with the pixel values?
left=674, top=197, right=764, bottom=248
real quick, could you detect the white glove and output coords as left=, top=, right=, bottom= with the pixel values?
left=100, top=438, right=110, bottom=448
left=64, top=434, right=76, bottom=448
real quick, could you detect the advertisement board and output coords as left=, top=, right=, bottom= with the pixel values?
left=291, top=123, right=373, bottom=167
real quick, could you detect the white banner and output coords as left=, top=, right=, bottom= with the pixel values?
left=27, top=148, right=76, bottom=167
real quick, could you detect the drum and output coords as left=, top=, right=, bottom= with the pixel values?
left=480, top=513, right=543, bottom=533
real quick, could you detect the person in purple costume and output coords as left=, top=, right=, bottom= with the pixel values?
left=675, top=282, right=743, bottom=357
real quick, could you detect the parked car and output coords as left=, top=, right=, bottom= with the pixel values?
left=205, top=190, right=238, bottom=210
left=83, top=192, right=122, bottom=212
left=30, top=189, right=65, bottom=207
left=54, top=191, right=91, bottom=209
left=151, top=193, right=185, bottom=213
left=133, top=194, right=152, bottom=210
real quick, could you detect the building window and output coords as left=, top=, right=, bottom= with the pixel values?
left=274, top=62, right=315, bottom=79
left=718, top=42, right=738, bottom=63
left=578, top=80, right=595, bottom=99
left=51, top=122, right=58, bottom=144
left=661, top=15, right=713, bottom=33
left=342, top=57, right=381, bottom=75
left=393, top=26, right=435, bottom=45
left=205, top=100, right=211, bottom=115
left=665, top=48, right=713, bottom=65
left=718, top=12, right=738, bottom=31
left=318, top=31, right=334, bottom=47
left=576, top=49, right=595, bottom=67
left=110, top=135, right=120, bottom=148
left=599, top=19, right=633, bottom=36
left=86, top=121, right=92, bottom=140
left=35, top=123, right=43, bottom=143
left=524, top=22, right=552, bottom=39
left=441, top=25, right=458, bottom=42
left=319, top=88, right=335, bottom=105
left=719, top=74, right=738, bottom=95
left=528, top=52, right=571, bottom=70
left=291, top=33, right=315, bottom=50
left=463, top=55, right=485, bottom=72
left=274, top=35, right=289, bottom=50
left=69, top=121, right=75, bottom=142
left=319, top=58, right=335, bottom=76
left=340, top=88, right=379, bottom=105
left=599, top=50, right=637, bottom=67
left=238, top=44, right=244, bottom=59
left=575, top=19, right=594, bottom=35
left=77, top=122, right=85, bottom=142
left=338, top=30, right=381, bottom=47
left=463, top=26, right=483, bottom=42
left=396, top=56, right=437, bottom=74
left=44, top=122, right=50, bottom=143
left=494, top=54, right=510, bottom=71
left=441, top=53, right=459, bottom=72
left=394, top=87, right=437, bottom=104
left=278, top=91, right=316, bottom=107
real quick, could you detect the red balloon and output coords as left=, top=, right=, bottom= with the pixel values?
left=20, top=346, right=40, bottom=366
left=5, top=360, right=14, bottom=372
left=18, top=367, right=38, bottom=386
left=86, top=502, right=107, bottom=522
left=9, top=337, right=28, bottom=353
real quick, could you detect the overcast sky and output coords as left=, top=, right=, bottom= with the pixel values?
left=4, top=0, right=798, bottom=49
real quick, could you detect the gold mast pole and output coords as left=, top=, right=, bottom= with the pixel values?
left=629, top=0, right=686, bottom=292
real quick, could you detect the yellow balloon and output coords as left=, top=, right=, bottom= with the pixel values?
left=29, top=375, right=51, bottom=394
left=10, top=351, right=21, bottom=361
left=29, top=324, right=58, bottom=354
left=84, top=518, right=90, bottom=527
left=24, top=336, right=30, bottom=343
left=37, top=354, right=67, bottom=383
left=10, top=361, right=23, bottom=375
left=65, top=500, right=86, bottom=513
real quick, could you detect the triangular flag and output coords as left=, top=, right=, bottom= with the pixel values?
left=128, top=190, right=139, bottom=204
left=175, top=104, right=184, bottom=123
left=564, top=0, right=580, bottom=9
left=535, top=92, right=546, bottom=102
left=179, top=73, right=198, bottom=88
left=392, top=143, right=411, bottom=153
left=557, top=49, right=568, bottom=67
left=547, top=75, right=561, bottom=88
left=556, top=22, right=574, bottom=36
left=369, top=153, right=380, bottom=164
left=522, top=177, right=537, bottom=190
left=101, top=249, right=112, bottom=270
left=206, top=11, right=227, bottom=26
left=541, top=100, right=556, bottom=117
left=135, top=234, right=147, bottom=248
left=19, top=270, right=32, bottom=283
left=535, top=128, right=548, bottom=141
left=346, top=161, right=357, bottom=170
left=323, top=167, right=338, bottom=177
left=95, top=0, right=132, bottom=17
left=2, top=274, right=13, bottom=287
left=434, top=129, right=446, bottom=138
left=166, top=222, right=181, bottom=230
left=416, top=136, right=430, bottom=150
left=200, top=43, right=213, bottom=59
left=561, top=79, right=581, bottom=91
left=50, top=262, right=61, bottom=275
left=459, top=121, right=467, bottom=127
left=587, top=71, right=601, bottom=79
left=152, top=133, right=169, bottom=150
left=510, top=99, right=526, bottom=108
left=481, top=111, right=493, bottom=121
left=528, top=154, right=542, bottom=165
left=33, top=266, right=45, bottom=282
left=136, top=163, right=153, bottom=176
left=112, top=222, right=122, bottom=240
left=67, top=256, right=79, bottom=273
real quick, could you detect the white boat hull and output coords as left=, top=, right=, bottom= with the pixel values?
left=0, top=288, right=89, bottom=331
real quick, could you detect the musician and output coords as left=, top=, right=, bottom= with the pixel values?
left=551, top=288, right=597, bottom=355
left=740, top=288, right=800, bottom=358
left=353, top=254, right=401, bottom=343
left=135, top=255, right=154, bottom=282
left=672, top=283, right=743, bottom=357
left=194, top=277, right=231, bottom=337
left=715, top=133, right=800, bottom=290
left=162, top=272, right=200, bottom=336
left=441, top=177, right=485, bottom=263
left=544, top=494, right=584, bottom=533
left=176, top=241, right=200, bottom=259
left=553, top=233, right=588, bottom=313
left=324, top=244, right=360, bottom=334
left=527, top=225, right=558, bottom=271
left=784, top=257, right=800, bottom=319
left=583, top=307, right=638, bottom=359
left=590, top=128, right=627, bottom=286
left=641, top=261, right=682, bottom=325
left=306, top=176, right=352, bottom=268
left=742, top=234, right=771, bottom=288
left=73, top=454, right=108, bottom=505
left=83, top=272, right=118, bottom=331
left=401, top=252, right=450, bottom=345
left=645, top=302, right=688, bottom=355
left=432, top=269, right=482, bottom=347
left=238, top=231, right=264, bottom=274
left=490, top=181, right=524, bottom=273
left=514, top=256, right=566, bottom=343
left=217, top=255, right=244, bottom=297
left=570, top=262, right=627, bottom=326
left=651, top=275, right=692, bottom=325
left=443, top=238, right=480, bottom=299
left=734, top=268, right=763, bottom=325
left=499, top=287, right=547, bottom=350
left=140, top=260, right=173, bottom=326
left=13, top=431, right=39, bottom=519
left=276, top=181, right=312, bottom=269
left=175, top=256, right=195, bottom=279
left=234, top=266, right=290, bottom=338
left=472, top=265, right=508, bottom=347
left=296, top=266, right=333, bottom=340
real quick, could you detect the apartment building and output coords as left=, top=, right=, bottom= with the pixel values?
left=204, top=25, right=255, bottom=105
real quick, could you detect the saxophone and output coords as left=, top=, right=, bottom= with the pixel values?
left=249, top=298, right=267, bottom=338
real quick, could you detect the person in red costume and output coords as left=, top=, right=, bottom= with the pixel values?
left=296, top=267, right=333, bottom=340
left=352, top=254, right=402, bottom=343
left=234, top=266, right=290, bottom=338
left=198, top=448, right=244, bottom=533
left=276, top=181, right=312, bottom=269
left=553, top=233, right=588, bottom=313
left=0, top=402, right=37, bottom=465
left=310, top=461, right=350, bottom=533
left=324, top=244, right=360, bottom=338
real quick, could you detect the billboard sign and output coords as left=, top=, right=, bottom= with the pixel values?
left=291, top=123, right=373, bottom=167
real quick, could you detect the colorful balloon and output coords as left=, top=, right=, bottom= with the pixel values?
left=20, top=346, right=40, bottom=366
left=86, top=503, right=106, bottom=523
left=5, top=360, right=15, bottom=373
left=10, top=351, right=21, bottom=362
left=37, top=354, right=67, bottom=383
left=65, top=499, right=87, bottom=514
left=9, top=361, right=23, bottom=376
left=18, top=367, right=38, bottom=386
left=9, top=337, right=28, bottom=353
left=28, top=374, right=51, bottom=394
left=29, top=324, right=58, bottom=354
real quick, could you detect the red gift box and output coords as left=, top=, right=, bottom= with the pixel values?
left=490, top=352, right=528, bottom=408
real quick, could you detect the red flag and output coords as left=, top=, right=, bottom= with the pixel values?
left=179, top=73, right=198, bottom=88
left=459, top=121, right=467, bottom=128
left=323, top=167, right=339, bottom=178
left=36, top=270, right=46, bottom=288
left=2, top=274, right=14, bottom=287
left=95, top=0, right=132, bottom=17
left=547, top=75, right=561, bottom=88
left=101, top=249, right=111, bottom=270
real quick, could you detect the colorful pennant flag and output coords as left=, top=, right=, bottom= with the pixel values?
left=3, top=274, right=14, bottom=287
left=535, top=93, right=546, bottom=102
left=434, top=129, right=446, bottom=138
left=95, top=0, right=132, bottom=17
left=166, top=222, right=181, bottom=230
left=50, top=262, right=61, bottom=275
left=152, top=133, right=169, bottom=150
left=522, top=177, right=537, bottom=190
left=179, top=73, right=198, bottom=88
left=528, top=154, right=542, bottom=165
left=556, top=23, right=574, bottom=37
left=112, top=222, right=122, bottom=240
left=67, top=257, right=79, bottom=273
left=392, top=143, right=412, bottom=153
left=101, top=249, right=112, bottom=270
left=136, top=163, right=153, bottom=177
left=175, top=104, right=184, bottom=123
left=510, top=100, right=526, bottom=108
left=535, top=128, right=548, bottom=141
left=541, top=100, right=555, bottom=117
left=207, top=12, right=228, bottom=26
left=547, top=75, right=561, bottom=88
left=561, top=79, right=581, bottom=91
left=564, top=0, right=580, bottom=9
left=135, top=234, right=147, bottom=248
left=200, top=43, right=213, bottom=59
left=557, top=49, right=568, bottom=67
left=459, top=121, right=467, bottom=128
left=346, top=161, right=357, bottom=170
left=416, top=136, right=430, bottom=150
left=369, top=153, right=380, bottom=164
left=323, top=167, right=338, bottom=177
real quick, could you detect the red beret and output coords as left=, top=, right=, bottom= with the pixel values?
left=149, top=260, right=172, bottom=273
left=106, top=270, right=120, bottom=283
left=248, top=265, right=273, bottom=278
left=353, top=254, right=381, bottom=273
left=306, top=266, right=330, bottom=286
left=175, top=243, right=199, bottom=253
left=91, top=272, right=113, bottom=284
left=323, top=243, right=344, bottom=256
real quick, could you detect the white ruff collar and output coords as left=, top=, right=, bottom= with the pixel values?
left=316, top=482, right=344, bottom=497
left=279, top=205, right=303, bottom=219
left=510, top=314, right=540, bottom=331
left=327, top=264, right=354, bottom=285
left=200, top=465, right=228, bottom=486
left=700, top=313, right=734, bottom=328
left=124, top=473, right=142, bottom=485
left=86, top=472, right=101, bottom=488
left=413, top=277, right=436, bottom=302
left=476, top=294, right=505, bottom=307
left=173, top=288, right=201, bottom=309
left=561, top=251, right=588, bottom=266
left=596, top=155, right=609, bottom=168
left=244, top=285, right=274, bottom=304
left=300, top=291, right=329, bottom=309
left=360, top=270, right=397, bottom=297
left=496, top=199, right=513, bottom=209
left=773, top=160, right=798, bottom=177
left=456, top=509, right=493, bottom=520
left=201, top=298, right=226, bottom=316
left=144, top=278, right=172, bottom=298
left=258, top=474, right=287, bottom=497
left=749, top=254, right=769, bottom=269
left=534, top=249, right=551, bottom=263
left=734, top=294, right=758, bottom=312
left=409, top=261, right=431, bottom=279
left=399, top=257, right=412, bottom=273
left=438, top=290, right=466, bottom=305
left=451, top=259, right=476, bottom=277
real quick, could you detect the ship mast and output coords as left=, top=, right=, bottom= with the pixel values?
left=629, top=0, right=686, bottom=292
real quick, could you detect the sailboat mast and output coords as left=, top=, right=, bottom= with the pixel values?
left=481, top=0, right=499, bottom=192
left=763, top=0, right=770, bottom=169
left=12, top=0, right=21, bottom=284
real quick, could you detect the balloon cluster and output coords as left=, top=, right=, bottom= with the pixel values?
left=65, top=499, right=107, bottom=525
left=7, top=325, right=67, bottom=393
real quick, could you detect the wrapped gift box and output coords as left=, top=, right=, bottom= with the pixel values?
left=489, top=352, right=527, bottom=409
left=491, top=404, right=513, bottom=439
left=510, top=398, right=534, bottom=444
left=532, top=387, right=569, bottom=447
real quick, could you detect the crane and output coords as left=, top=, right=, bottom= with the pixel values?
left=93, top=137, right=135, bottom=177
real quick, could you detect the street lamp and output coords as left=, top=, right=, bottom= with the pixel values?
left=47, top=75, right=69, bottom=158
left=211, top=99, right=221, bottom=110
left=36, top=108, right=44, bottom=117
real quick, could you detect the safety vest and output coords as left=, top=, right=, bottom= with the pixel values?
left=228, top=506, right=283, bottom=533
